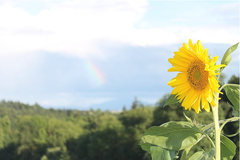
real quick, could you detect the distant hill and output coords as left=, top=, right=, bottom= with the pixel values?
left=0, top=100, right=89, bottom=119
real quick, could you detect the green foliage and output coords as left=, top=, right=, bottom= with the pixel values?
left=224, top=85, right=239, bottom=117
left=119, top=106, right=153, bottom=131
left=147, top=76, right=240, bottom=160
left=163, top=94, right=178, bottom=107
left=189, top=149, right=215, bottom=160
left=220, top=135, right=236, bottom=160
left=149, top=146, right=177, bottom=160
left=188, top=151, right=205, bottom=160
left=0, top=116, right=12, bottom=149
left=141, top=121, right=203, bottom=150
left=142, top=117, right=238, bottom=160
left=0, top=128, right=4, bottom=149
left=221, top=42, right=239, bottom=69
left=228, top=75, right=239, bottom=84
left=221, top=75, right=240, bottom=160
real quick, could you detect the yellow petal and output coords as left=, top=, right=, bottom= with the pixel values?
left=189, top=39, right=194, bottom=50
left=168, top=58, right=188, bottom=68
left=203, top=48, right=208, bottom=62
left=202, top=99, right=210, bottom=112
left=171, top=83, right=190, bottom=95
left=210, top=56, right=218, bottom=66
left=182, top=89, right=198, bottom=109
left=168, top=76, right=187, bottom=87
left=210, top=99, right=217, bottom=107
left=192, top=97, right=201, bottom=114
left=210, top=64, right=226, bottom=71
left=197, top=40, right=204, bottom=54
left=168, top=66, right=187, bottom=72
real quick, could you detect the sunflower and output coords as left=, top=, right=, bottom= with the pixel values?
left=167, top=39, right=225, bottom=113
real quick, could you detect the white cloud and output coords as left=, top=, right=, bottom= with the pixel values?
left=40, top=92, right=114, bottom=109
left=0, top=0, right=238, bottom=110
left=0, top=0, right=238, bottom=59
left=0, top=0, right=148, bottom=58
left=175, top=26, right=239, bottom=44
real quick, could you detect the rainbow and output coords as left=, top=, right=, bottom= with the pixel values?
left=83, top=60, right=106, bottom=86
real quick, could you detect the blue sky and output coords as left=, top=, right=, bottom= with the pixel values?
left=0, top=0, right=239, bottom=111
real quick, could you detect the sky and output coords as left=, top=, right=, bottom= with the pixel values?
left=0, top=0, right=239, bottom=111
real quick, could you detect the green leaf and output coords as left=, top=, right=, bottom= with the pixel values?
left=224, top=85, right=240, bottom=117
left=163, top=94, right=179, bottom=107
left=180, top=145, right=193, bottom=160
left=221, top=42, right=239, bottom=68
left=141, top=121, right=203, bottom=151
left=150, top=146, right=177, bottom=160
left=180, top=150, right=187, bottom=160
left=221, top=135, right=236, bottom=160
left=189, top=151, right=204, bottom=160
left=189, top=134, right=238, bottom=160
left=141, top=143, right=178, bottom=160
left=205, top=149, right=215, bottom=160
left=227, top=103, right=239, bottom=117
left=140, top=143, right=152, bottom=152
left=188, top=148, right=215, bottom=160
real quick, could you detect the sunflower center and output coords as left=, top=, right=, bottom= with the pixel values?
left=194, top=71, right=201, bottom=80
left=187, top=60, right=209, bottom=91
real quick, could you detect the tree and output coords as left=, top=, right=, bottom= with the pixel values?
left=131, top=97, right=143, bottom=109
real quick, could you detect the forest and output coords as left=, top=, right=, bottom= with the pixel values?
left=0, top=75, right=239, bottom=160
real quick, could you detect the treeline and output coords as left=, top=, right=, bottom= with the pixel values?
left=0, top=75, right=239, bottom=160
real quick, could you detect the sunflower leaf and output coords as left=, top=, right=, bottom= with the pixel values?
left=224, top=85, right=239, bottom=117
left=221, top=42, right=239, bottom=68
left=140, top=143, right=152, bottom=152
left=150, top=146, right=177, bottom=160
left=140, top=143, right=178, bottom=160
left=180, top=145, right=194, bottom=160
left=163, top=94, right=179, bottom=107
left=188, top=151, right=204, bottom=160
left=141, top=121, right=203, bottom=151
left=188, top=148, right=215, bottom=160
left=227, top=103, right=239, bottom=117
left=221, top=135, right=236, bottom=160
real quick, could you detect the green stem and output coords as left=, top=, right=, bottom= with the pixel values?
left=219, top=83, right=239, bottom=92
left=219, top=117, right=240, bottom=132
left=205, top=134, right=215, bottom=148
left=211, top=92, right=220, bottom=160
left=202, top=117, right=240, bottom=132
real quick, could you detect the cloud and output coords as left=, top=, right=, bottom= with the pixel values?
left=0, top=0, right=238, bottom=110
left=40, top=92, right=114, bottom=109
left=0, top=0, right=239, bottom=59
left=0, top=0, right=148, bottom=58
